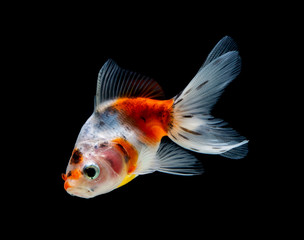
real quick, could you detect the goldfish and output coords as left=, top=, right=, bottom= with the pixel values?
left=62, top=36, right=248, bottom=198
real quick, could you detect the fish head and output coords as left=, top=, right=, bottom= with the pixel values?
left=62, top=140, right=127, bottom=198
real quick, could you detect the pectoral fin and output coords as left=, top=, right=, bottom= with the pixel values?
left=116, top=174, right=137, bottom=188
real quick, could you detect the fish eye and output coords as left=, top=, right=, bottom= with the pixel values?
left=83, top=164, right=100, bottom=180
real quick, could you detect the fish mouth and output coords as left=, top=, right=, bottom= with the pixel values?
left=62, top=169, right=83, bottom=190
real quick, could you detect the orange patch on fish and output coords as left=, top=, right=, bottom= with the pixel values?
left=113, top=98, right=174, bottom=143
left=112, top=137, right=138, bottom=174
left=64, top=181, right=71, bottom=190
left=63, top=169, right=82, bottom=190
left=62, top=173, right=67, bottom=181
left=70, top=169, right=82, bottom=179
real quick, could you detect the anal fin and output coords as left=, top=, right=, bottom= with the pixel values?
left=134, top=142, right=204, bottom=176
left=157, top=142, right=204, bottom=176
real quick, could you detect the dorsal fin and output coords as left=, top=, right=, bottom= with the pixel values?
left=95, top=59, right=164, bottom=107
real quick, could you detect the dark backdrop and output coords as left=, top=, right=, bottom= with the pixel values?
left=8, top=6, right=278, bottom=238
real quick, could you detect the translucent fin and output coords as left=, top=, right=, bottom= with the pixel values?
left=176, top=50, right=241, bottom=113
left=220, top=142, right=248, bottom=159
left=157, top=142, right=204, bottom=176
left=133, top=145, right=160, bottom=175
left=200, top=36, right=238, bottom=69
left=116, top=174, right=137, bottom=188
left=134, top=142, right=204, bottom=176
left=95, top=59, right=164, bottom=106
left=168, top=36, right=248, bottom=159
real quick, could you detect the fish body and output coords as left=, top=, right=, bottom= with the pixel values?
left=63, top=36, right=248, bottom=198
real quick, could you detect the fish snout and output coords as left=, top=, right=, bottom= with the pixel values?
left=62, top=169, right=82, bottom=190
left=64, top=180, right=72, bottom=190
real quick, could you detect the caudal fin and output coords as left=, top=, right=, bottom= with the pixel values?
left=168, top=36, right=248, bottom=159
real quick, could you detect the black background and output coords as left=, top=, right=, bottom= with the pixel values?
left=6, top=4, right=283, bottom=238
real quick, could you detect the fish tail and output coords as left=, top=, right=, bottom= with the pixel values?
left=168, top=36, right=248, bottom=159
